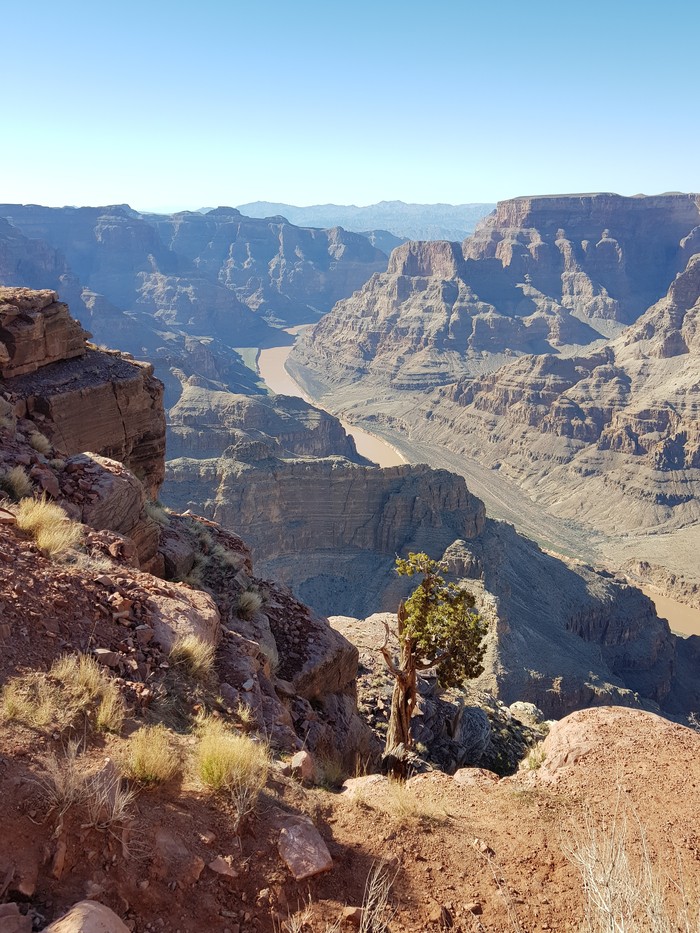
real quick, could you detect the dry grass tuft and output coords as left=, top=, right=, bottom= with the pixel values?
left=522, top=741, right=546, bottom=771
left=34, top=740, right=89, bottom=818
left=196, top=717, right=269, bottom=791
left=0, top=465, right=33, bottom=501
left=237, top=588, right=263, bottom=620
left=384, top=779, right=450, bottom=829
left=29, top=431, right=52, bottom=455
left=16, top=495, right=83, bottom=557
left=360, top=860, right=397, bottom=933
left=169, top=634, right=216, bottom=682
left=144, top=500, right=170, bottom=526
left=125, top=724, right=179, bottom=785
left=1, top=653, right=124, bottom=734
left=565, top=797, right=700, bottom=933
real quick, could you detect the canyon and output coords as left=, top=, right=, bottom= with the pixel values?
left=288, top=192, right=700, bottom=598
left=1, top=257, right=700, bottom=929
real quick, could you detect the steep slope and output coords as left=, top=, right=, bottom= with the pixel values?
left=167, top=381, right=368, bottom=462
left=0, top=286, right=372, bottom=761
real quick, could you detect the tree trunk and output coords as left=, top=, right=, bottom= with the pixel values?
left=384, top=650, right=417, bottom=752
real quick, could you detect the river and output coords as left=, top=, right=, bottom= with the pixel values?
left=257, top=332, right=405, bottom=468
left=641, top=587, right=700, bottom=638
left=257, top=331, right=700, bottom=637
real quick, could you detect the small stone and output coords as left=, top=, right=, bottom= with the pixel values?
left=0, top=902, right=32, bottom=933
left=208, top=856, right=238, bottom=879
left=290, top=750, right=316, bottom=785
left=93, top=648, right=120, bottom=668
left=51, top=840, right=67, bottom=880
left=43, top=901, right=129, bottom=932
left=241, top=678, right=255, bottom=691
left=465, top=901, right=483, bottom=915
left=200, top=830, right=216, bottom=845
left=342, top=906, right=363, bottom=926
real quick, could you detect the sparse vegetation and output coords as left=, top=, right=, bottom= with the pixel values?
left=0, top=465, right=33, bottom=500
left=169, top=634, right=216, bottom=682
left=565, top=799, right=700, bottom=932
left=29, top=431, right=52, bottom=455
left=234, top=699, right=256, bottom=731
left=237, top=588, right=263, bottom=619
left=360, top=860, right=398, bottom=933
left=522, top=741, right=546, bottom=771
left=84, top=767, right=136, bottom=831
left=16, top=494, right=83, bottom=557
left=318, top=751, right=349, bottom=790
left=145, top=499, right=170, bottom=526
left=125, top=724, right=179, bottom=785
left=195, top=717, right=269, bottom=830
left=34, top=739, right=89, bottom=819
left=384, top=779, right=450, bottom=828
left=1, top=653, right=124, bottom=734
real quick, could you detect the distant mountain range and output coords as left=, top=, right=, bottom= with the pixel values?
left=234, top=200, right=495, bottom=242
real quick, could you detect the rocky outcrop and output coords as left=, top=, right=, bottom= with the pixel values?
left=0, top=288, right=89, bottom=378
left=167, top=382, right=366, bottom=462
left=288, top=195, right=700, bottom=581
left=465, top=192, right=700, bottom=323
left=0, top=287, right=373, bottom=764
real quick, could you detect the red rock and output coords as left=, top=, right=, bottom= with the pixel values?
left=207, top=855, right=238, bottom=879
left=278, top=816, right=332, bottom=880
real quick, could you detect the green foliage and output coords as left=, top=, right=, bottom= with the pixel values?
left=395, top=552, right=487, bottom=688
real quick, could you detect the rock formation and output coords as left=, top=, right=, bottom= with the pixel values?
left=0, top=203, right=388, bottom=331
left=167, top=381, right=367, bottom=462
left=164, top=454, right=485, bottom=614
left=288, top=193, right=700, bottom=584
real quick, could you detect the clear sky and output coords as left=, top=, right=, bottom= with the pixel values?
left=2, top=0, right=698, bottom=210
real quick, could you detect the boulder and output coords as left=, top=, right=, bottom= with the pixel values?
left=42, top=901, right=129, bottom=933
left=278, top=816, right=333, bottom=880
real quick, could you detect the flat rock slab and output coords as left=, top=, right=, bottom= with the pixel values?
left=278, top=817, right=332, bottom=880
left=43, top=901, right=129, bottom=933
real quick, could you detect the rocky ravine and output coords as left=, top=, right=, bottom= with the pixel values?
left=288, top=193, right=700, bottom=585
left=160, top=372, right=700, bottom=720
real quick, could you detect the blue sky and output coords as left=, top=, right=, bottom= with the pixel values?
left=2, top=0, right=697, bottom=210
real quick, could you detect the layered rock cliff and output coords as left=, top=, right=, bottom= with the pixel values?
left=167, top=381, right=367, bottom=462
left=0, top=287, right=166, bottom=498
left=0, top=203, right=388, bottom=331
left=290, top=192, right=700, bottom=390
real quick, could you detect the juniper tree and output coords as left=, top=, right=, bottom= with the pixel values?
left=380, top=552, right=487, bottom=754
